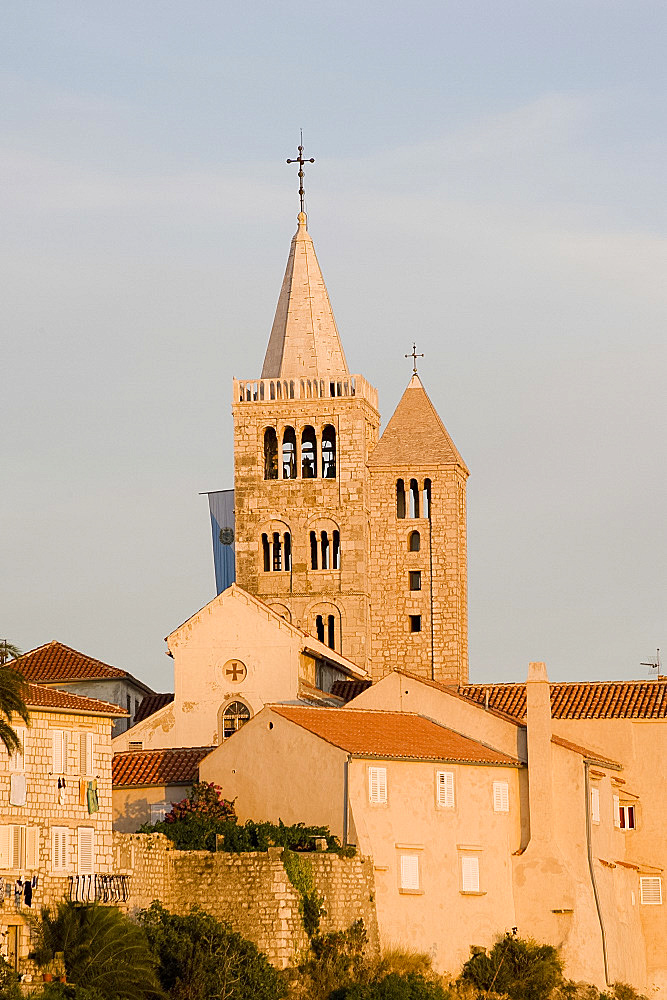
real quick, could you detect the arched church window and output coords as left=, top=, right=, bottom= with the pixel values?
left=222, top=701, right=251, bottom=741
left=316, top=615, right=324, bottom=643
left=264, top=427, right=278, bottom=480
left=272, top=531, right=282, bottom=571
left=282, top=427, right=296, bottom=479
left=396, top=479, right=406, bottom=519
left=423, top=479, right=431, bottom=519
left=327, top=614, right=335, bottom=649
left=301, top=426, right=317, bottom=478
left=322, top=425, right=336, bottom=479
left=262, top=533, right=270, bottom=571
left=283, top=532, right=291, bottom=571
left=409, top=479, right=420, bottom=519
left=409, top=531, right=420, bottom=552
left=310, top=531, right=318, bottom=570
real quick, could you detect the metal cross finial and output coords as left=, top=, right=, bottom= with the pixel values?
left=405, top=342, right=424, bottom=375
left=286, top=131, right=315, bottom=213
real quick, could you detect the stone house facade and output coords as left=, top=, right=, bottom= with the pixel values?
left=0, top=682, right=124, bottom=974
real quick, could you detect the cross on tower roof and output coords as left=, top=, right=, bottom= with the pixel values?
left=405, top=343, right=424, bottom=375
left=286, top=132, right=315, bottom=214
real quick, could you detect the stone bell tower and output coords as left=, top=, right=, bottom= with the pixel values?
left=232, top=209, right=380, bottom=670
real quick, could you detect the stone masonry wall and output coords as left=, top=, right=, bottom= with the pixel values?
left=116, top=832, right=378, bottom=968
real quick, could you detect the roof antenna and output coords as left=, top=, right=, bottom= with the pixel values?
left=640, top=649, right=661, bottom=679
left=286, top=130, right=315, bottom=215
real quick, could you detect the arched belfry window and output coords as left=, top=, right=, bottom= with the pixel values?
left=282, top=427, right=296, bottom=479
left=396, top=479, right=406, bottom=519
left=261, top=526, right=291, bottom=572
left=409, top=531, right=420, bottom=552
left=322, top=425, right=336, bottom=479
left=423, top=479, right=432, bottom=519
left=409, top=479, right=420, bottom=519
left=221, top=701, right=251, bottom=741
left=301, top=426, right=317, bottom=478
left=264, top=427, right=278, bottom=480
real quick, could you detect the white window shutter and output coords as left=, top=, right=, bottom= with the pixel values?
left=400, top=855, right=420, bottom=890
left=0, top=827, right=10, bottom=868
left=437, top=771, right=455, bottom=808
left=77, top=827, right=95, bottom=875
left=87, top=733, right=94, bottom=776
left=63, top=731, right=69, bottom=773
left=52, top=731, right=63, bottom=774
left=368, top=767, right=387, bottom=804
left=10, top=826, right=24, bottom=870
left=52, top=827, right=70, bottom=872
left=461, top=855, right=480, bottom=892
left=639, top=877, right=662, bottom=905
left=493, top=781, right=509, bottom=813
left=612, top=794, right=620, bottom=828
left=79, top=732, right=93, bottom=777
left=9, top=728, right=26, bottom=772
left=26, top=827, right=40, bottom=869
left=591, top=786, right=600, bottom=824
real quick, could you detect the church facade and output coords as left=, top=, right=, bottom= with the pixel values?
left=232, top=210, right=469, bottom=683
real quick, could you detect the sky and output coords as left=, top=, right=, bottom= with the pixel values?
left=1, top=1, right=665, bottom=691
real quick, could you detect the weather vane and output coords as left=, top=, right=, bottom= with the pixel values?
left=287, top=131, right=315, bottom=213
left=405, top=343, right=424, bottom=375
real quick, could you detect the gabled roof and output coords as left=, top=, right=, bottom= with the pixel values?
left=368, top=374, right=467, bottom=471
left=394, top=670, right=524, bottom=727
left=9, top=641, right=153, bottom=693
left=261, top=212, right=349, bottom=380
left=270, top=705, right=520, bottom=765
left=26, top=682, right=126, bottom=717
left=551, top=734, right=621, bottom=770
left=457, top=678, right=667, bottom=721
left=113, top=746, right=213, bottom=788
left=331, top=678, right=373, bottom=703
left=135, top=693, right=175, bottom=724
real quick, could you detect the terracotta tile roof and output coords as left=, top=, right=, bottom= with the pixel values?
left=270, top=705, right=520, bottom=765
left=457, top=678, right=667, bottom=720
left=550, top=735, right=620, bottom=769
left=135, top=693, right=174, bottom=723
left=10, top=641, right=130, bottom=683
left=113, top=746, right=213, bottom=787
left=396, top=670, right=524, bottom=727
left=26, top=682, right=126, bottom=716
left=368, top=375, right=467, bottom=471
left=330, top=678, right=373, bottom=703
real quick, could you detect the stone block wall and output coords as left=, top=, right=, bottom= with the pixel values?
left=116, top=833, right=378, bottom=968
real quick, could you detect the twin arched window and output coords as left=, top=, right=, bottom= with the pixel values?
left=310, top=530, right=340, bottom=570
left=262, top=531, right=292, bottom=572
left=263, top=425, right=336, bottom=480
left=316, top=614, right=336, bottom=649
left=397, top=478, right=432, bottom=519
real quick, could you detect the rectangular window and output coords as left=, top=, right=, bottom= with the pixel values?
left=619, top=805, right=636, bottom=830
left=639, top=877, right=662, bottom=905
left=409, top=571, right=421, bottom=591
left=461, top=855, right=480, bottom=893
left=493, top=780, right=509, bottom=813
left=52, top=730, right=69, bottom=775
left=25, top=827, right=40, bottom=869
left=8, top=728, right=26, bottom=772
left=0, top=825, right=38, bottom=870
left=150, top=802, right=169, bottom=824
left=52, top=827, right=70, bottom=874
left=368, top=766, right=387, bottom=804
left=613, top=794, right=621, bottom=828
left=77, top=827, right=95, bottom=875
left=79, top=732, right=94, bottom=778
left=399, top=854, right=420, bottom=891
left=436, top=771, right=455, bottom=809
left=409, top=615, right=422, bottom=633
left=590, top=786, right=600, bottom=824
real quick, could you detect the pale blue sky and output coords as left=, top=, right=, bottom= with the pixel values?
left=2, top=1, right=665, bottom=689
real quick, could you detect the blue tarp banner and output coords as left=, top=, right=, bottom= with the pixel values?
left=208, top=490, right=235, bottom=595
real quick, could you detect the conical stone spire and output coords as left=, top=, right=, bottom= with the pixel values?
left=261, top=213, right=349, bottom=380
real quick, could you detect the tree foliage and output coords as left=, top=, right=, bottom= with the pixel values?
left=0, top=656, right=30, bottom=757
left=138, top=902, right=287, bottom=1000
left=329, top=973, right=449, bottom=1000
left=460, top=933, right=563, bottom=1000
left=29, top=901, right=162, bottom=1000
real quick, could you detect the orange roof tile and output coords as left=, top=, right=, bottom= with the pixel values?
left=270, top=705, right=519, bottom=764
left=26, top=682, right=126, bottom=716
left=368, top=375, right=467, bottom=471
left=113, top=746, right=213, bottom=787
left=10, top=641, right=135, bottom=683
left=135, top=693, right=174, bottom=723
left=458, top=678, right=667, bottom=720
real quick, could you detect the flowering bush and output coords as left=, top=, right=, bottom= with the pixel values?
left=164, top=782, right=236, bottom=823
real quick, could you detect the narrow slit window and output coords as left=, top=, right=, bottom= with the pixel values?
left=283, top=533, right=291, bottom=571
left=316, top=615, right=325, bottom=644
left=409, top=479, right=420, bottom=519
left=272, top=532, right=282, bottom=572
left=310, top=531, right=319, bottom=570
left=327, top=614, right=335, bottom=650
left=263, top=428, right=278, bottom=480
left=322, top=425, right=337, bottom=478
left=321, top=531, right=330, bottom=570
left=262, top=533, right=270, bottom=572
left=396, top=479, right=406, bottom=519
left=409, top=531, right=420, bottom=552
left=301, top=426, right=317, bottom=478
left=282, top=427, right=297, bottom=479
left=409, top=615, right=422, bottom=633
left=332, top=530, right=340, bottom=569
left=423, top=479, right=431, bottom=519
left=409, top=570, right=421, bottom=591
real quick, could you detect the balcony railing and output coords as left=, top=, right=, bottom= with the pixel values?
left=233, top=375, right=378, bottom=410
left=68, top=873, right=130, bottom=904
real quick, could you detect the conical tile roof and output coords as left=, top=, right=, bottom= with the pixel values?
left=261, top=212, right=349, bottom=379
left=368, top=374, right=468, bottom=471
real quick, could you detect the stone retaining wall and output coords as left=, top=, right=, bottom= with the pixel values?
left=114, top=832, right=378, bottom=968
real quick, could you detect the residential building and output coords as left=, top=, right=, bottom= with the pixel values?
left=113, top=746, right=212, bottom=831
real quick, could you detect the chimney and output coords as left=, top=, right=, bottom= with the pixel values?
left=526, top=661, right=554, bottom=844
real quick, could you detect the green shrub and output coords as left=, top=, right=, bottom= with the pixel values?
left=0, top=956, right=22, bottom=1000
left=294, top=920, right=369, bottom=1000
left=329, top=973, right=449, bottom=1000
left=460, top=933, right=563, bottom=1000
left=138, top=901, right=287, bottom=1000
left=29, top=984, right=107, bottom=1000
left=283, top=849, right=325, bottom=937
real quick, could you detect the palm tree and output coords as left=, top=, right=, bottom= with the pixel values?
left=0, top=642, right=30, bottom=757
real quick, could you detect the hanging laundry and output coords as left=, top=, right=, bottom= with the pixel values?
left=79, top=779, right=87, bottom=807
left=10, top=773, right=26, bottom=807
left=86, top=780, right=99, bottom=815
left=57, top=776, right=67, bottom=806
left=23, top=880, right=32, bottom=907
left=14, top=880, right=22, bottom=912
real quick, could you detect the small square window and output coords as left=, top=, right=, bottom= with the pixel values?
left=493, top=781, right=509, bottom=813
left=639, top=877, right=662, bottom=905
left=409, top=571, right=421, bottom=591
left=409, top=615, right=421, bottom=633
left=619, top=804, right=635, bottom=830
